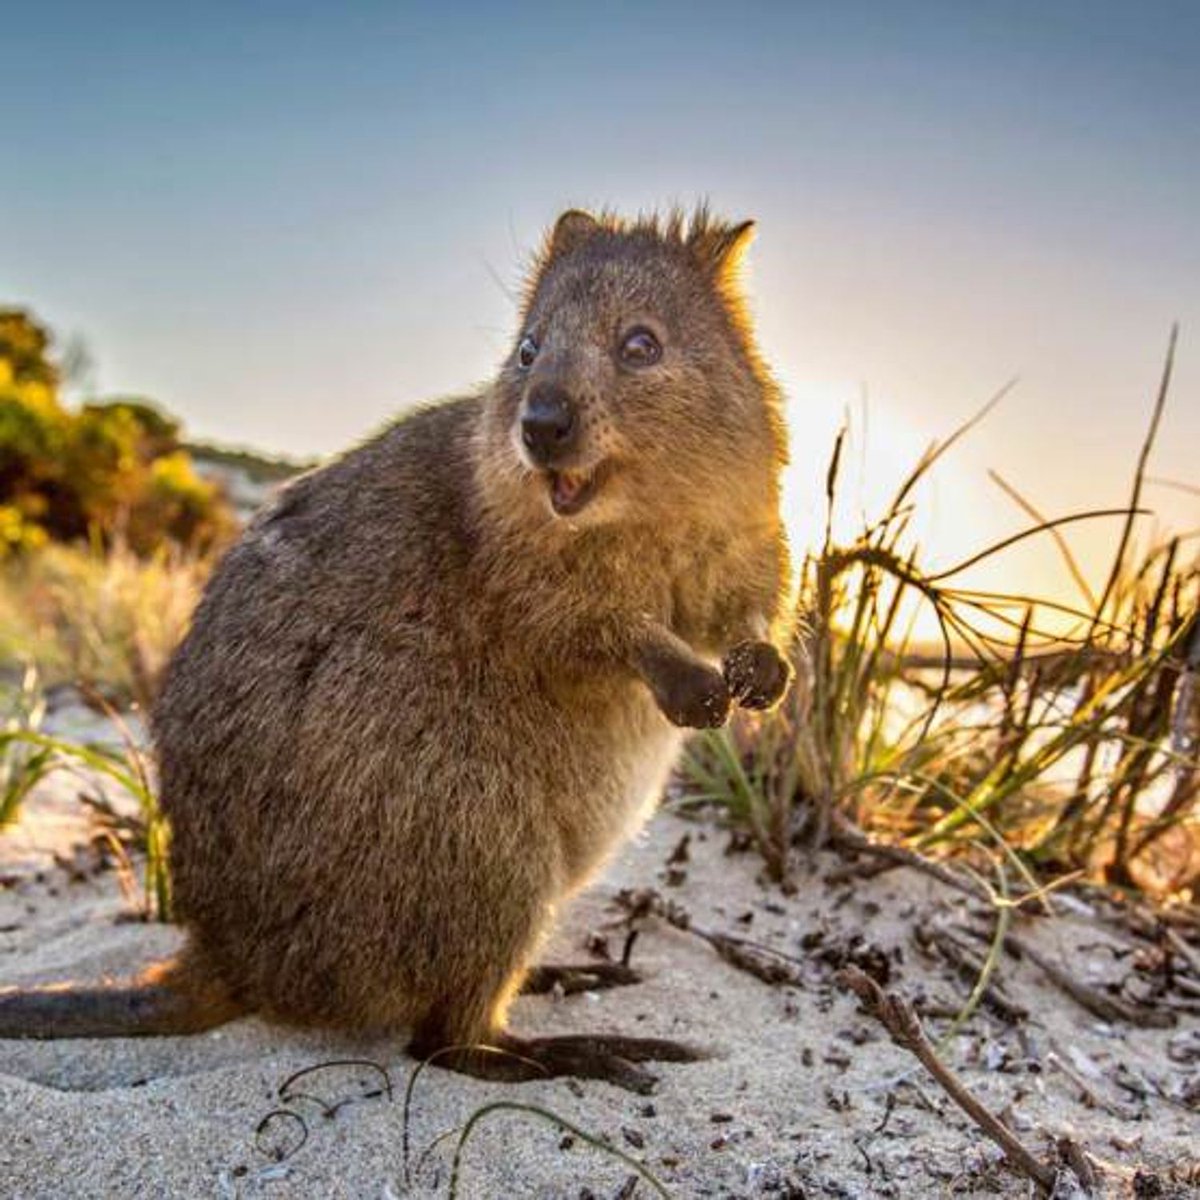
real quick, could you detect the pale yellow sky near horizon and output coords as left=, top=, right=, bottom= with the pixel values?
left=771, top=347, right=1193, bottom=647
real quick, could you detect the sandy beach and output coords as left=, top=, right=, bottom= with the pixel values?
left=2, top=708, right=1197, bottom=1198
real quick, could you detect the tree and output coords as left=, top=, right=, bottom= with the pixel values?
left=0, top=309, right=59, bottom=388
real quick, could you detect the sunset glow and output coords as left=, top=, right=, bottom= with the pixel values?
left=2, top=3, right=1196, bottom=599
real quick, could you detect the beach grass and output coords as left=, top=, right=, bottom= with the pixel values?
left=686, top=327, right=1198, bottom=900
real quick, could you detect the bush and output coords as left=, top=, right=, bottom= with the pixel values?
left=0, top=309, right=236, bottom=556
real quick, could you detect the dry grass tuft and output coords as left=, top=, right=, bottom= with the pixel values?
left=687, top=328, right=1199, bottom=901
left=0, top=537, right=210, bottom=709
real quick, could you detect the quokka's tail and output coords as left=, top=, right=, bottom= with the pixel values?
left=0, top=959, right=243, bottom=1039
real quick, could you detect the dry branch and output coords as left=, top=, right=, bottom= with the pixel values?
left=837, top=965, right=1059, bottom=1195
left=827, top=825, right=991, bottom=904
left=913, top=922, right=1028, bottom=1022
left=613, top=887, right=805, bottom=986
left=1001, top=932, right=1176, bottom=1029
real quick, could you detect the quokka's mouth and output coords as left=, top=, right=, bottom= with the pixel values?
left=547, top=465, right=601, bottom=517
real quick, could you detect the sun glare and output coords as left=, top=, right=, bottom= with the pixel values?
left=781, top=383, right=975, bottom=646
left=778, top=383, right=1101, bottom=650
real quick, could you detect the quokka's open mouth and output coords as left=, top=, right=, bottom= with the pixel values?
left=548, top=466, right=600, bottom=516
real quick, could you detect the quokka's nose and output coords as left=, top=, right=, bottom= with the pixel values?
left=520, top=386, right=577, bottom=464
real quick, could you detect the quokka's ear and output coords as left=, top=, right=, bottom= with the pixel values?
left=689, top=219, right=756, bottom=278
left=547, top=209, right=601, bottom=259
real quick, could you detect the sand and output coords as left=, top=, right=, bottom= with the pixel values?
left=1, top=706, right=1197, bottom=1198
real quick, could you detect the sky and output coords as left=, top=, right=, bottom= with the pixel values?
left=3, top=1, right=1198, bottom=610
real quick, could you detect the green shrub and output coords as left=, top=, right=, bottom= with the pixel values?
left=0, top=308, right=236, bottom=556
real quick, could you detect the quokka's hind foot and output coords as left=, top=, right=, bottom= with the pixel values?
left=412, top=1031, right=707, bottom=1095
left=519, top=1033, right=705, bottom=1064
left=521, top=962, right=641, bottom=995
left=510, top=1032, right=707, bottom=1093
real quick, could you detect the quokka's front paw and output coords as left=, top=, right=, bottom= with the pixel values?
left=723, top=641, right=791, bottom=711
left=654, top=661, right=731, bottom=729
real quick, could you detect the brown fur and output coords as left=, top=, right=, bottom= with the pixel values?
left=0, top=208, right=791, bottom=1068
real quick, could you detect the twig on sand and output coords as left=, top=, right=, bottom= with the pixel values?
left=1163, top=926, right=1200, bottom=979
left=1044, top=1052, right=1141, bottom=1121
left=997, top=931, right=1176, bottom=1029
left=913, top=922, right=1028, bottom=1023
left=826, top=827, right=992, bottom=905
left=837, top=965, right=1060, bottom=1196
left=1056, top=1137, right=1100, bottom=1193
left=614, top=888, right=805, bottom=986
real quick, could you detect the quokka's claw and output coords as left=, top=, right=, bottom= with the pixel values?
left=416, top=1031, right=705, bottom=1094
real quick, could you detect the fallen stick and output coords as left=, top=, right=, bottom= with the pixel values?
left=827, top=822, right=1059, bottom=917
left=837, top=965, right=1059, bottom=1195
left=826, top=827, right=990, bottom=904
left=1043, top=1051, right=1141, bottom=1121
left=1164, top=926, right=1200, bottom=979
left=614, top=887, right=805, bottom=986
left=1000, top=932, right=1176, bottom=1030
left=913, top=922, right=1029, bottom=1023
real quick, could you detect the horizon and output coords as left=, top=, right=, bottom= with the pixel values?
left=3, top=1, right=1197, bottom=610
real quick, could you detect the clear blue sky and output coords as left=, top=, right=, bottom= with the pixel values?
left=3, top=1, right=1197, bottom=591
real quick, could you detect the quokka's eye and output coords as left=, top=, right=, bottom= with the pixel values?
left=619, top=327, right=662, bottom=367
left=516, top=335, right=539, bottom=369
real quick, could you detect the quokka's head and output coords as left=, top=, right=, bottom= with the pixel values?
left=480, top=207, right=786, bottom=528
